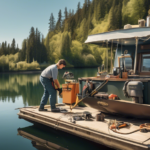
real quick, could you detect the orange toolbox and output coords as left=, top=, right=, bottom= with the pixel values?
left=62, top=83, right=79, bottom=104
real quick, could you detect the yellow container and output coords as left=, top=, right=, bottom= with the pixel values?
left=62, top=83, right=79, bottom=104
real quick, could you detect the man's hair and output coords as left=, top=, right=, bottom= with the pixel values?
left=58, top=59, right=66, bottom=66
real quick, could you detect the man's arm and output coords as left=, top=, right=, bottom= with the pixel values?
left=54, top=79, right=60, bottom=89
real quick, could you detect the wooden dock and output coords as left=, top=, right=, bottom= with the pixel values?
left=18, top=105, right=150, bottom=150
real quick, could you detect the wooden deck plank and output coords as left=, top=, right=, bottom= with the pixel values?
left=18, top=105, right=150, bottom=150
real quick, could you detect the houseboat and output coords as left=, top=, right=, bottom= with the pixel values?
left=77, top=25, right=150, bottom=119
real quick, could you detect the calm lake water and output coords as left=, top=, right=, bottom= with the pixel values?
left=0, top=68, right=113, bottom=150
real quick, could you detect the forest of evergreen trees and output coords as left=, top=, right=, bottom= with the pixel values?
left=0, top=39, right=19, bottom=56
left=0, top=0, right=150, bottom=71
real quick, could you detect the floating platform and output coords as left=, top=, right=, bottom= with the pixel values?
left=18, top=105, right=150, bottom=150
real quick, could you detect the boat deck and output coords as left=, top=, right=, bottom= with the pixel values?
left=18, top=105, right=150, bottom=150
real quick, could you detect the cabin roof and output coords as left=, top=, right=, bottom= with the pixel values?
left=84, top=27, right=150, bottom=46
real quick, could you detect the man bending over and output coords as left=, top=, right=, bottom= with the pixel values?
left=39, top=59, right=66, bottom=112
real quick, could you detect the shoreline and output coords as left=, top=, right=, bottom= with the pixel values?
left=0, top=70, right=42, bottom=74
left=0, top=66, right=99, bottom=74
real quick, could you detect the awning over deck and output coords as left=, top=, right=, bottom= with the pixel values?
left=85, top=27, right=150, bottom=45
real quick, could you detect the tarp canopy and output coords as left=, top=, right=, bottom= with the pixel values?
left=84, top=27, right=150, bottom=45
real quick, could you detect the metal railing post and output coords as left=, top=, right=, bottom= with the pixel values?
left=134, top=37, right=139, bottom=74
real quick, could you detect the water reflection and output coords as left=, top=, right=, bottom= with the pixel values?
left=0, top=68, right=97, bottom=106
left=18, top=125, right=112, bottom=150
left=0, top=74, right=42, bottom=106
left=1, top=68, right=114, bottom=150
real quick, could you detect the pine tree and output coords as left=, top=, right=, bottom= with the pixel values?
left=37, top=31, right=41, bottom=63
left=16, top=44, right=19, bottom=52
left=34, top=29, right=42, bottom=63
left=64, top=7, right=68, bottom=19
left=0, top=42, right=5, bottom=56
left=61, top=19, right=65, bottom=32
left=83, top=19, right=88, bottom=41
left=11, top=38, right=16, bottom=54
left=88, top=10, right=94, bottom=30
left=82, top=0, right=88, bottom=19
left=27, top=27, right=35, bottom=63
left=116, top=1, right=122, bottom=29
left=77, top=2, right=81, bottom=12
left=108, top=0, right=118, bottom=30
left=35, top=28, right=39, bottom=61
left=26, top=38, right=29, bottom=63
left=88, top=0, right=94, bottom=16
left=60, top=32, right=72, bottom=62
left=4, top=41, right=7, bottom=55
left=76, top=2, right=81, bottom=22
left=55, top=10, right=62, bottom=31
left=8, top=44, right=10, bottom=55
left=94, top=0, right=99, bottom=20
left=134, top=0, right=146, bottom=19
left=41, top=34, right=47, bottom=63
left=21, top=39, right=27, bottom=61
left=45, top=33, right=50, bottom=58
left=49, top=13, right=55, bottom=32
left=68, top=17, right=76, bottom=39
left=97, top=0, right=105, bottom=20
left=69, top=9, right=72, bottom=18
left=97, top=1, right=102, bottom=20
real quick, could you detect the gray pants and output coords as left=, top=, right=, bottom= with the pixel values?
left=40, top=76, right=56, bottom=109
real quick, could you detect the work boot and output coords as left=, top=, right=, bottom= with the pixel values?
left=51, top=108, right=61, bottom=112
left=38, top=108, right=47, bottom=111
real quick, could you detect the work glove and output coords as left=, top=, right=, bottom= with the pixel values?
left=58, top=88, right=62, bottom=94
left=57, top=88, right=62, bottom=98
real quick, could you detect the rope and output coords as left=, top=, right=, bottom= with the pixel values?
left=108, top=121, right=150, bottom=135
left=110, top=128, right=140, bottom=135
left=139, top=36, right=150, bottom=42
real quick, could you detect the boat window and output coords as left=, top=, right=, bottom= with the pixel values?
left=119, top=56, right=133, bottom=71
left=125, top=57, right=132, bottom=70
left=141, top=54, right=150, bottom=72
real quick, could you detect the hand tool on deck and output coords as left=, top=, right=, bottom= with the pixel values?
left=109, top=122, right=130, bottom=130
left=109, top=121, right=150, bottom=134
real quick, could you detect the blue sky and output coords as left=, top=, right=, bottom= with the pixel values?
left=0, top=0, right=85, bottom=48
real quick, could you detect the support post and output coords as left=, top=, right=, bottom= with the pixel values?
left=134, top=38, right=139, bottom=74
left=111, top=40, right=113, bottom=73
left=106, top=41, right=108, bottom=72
left=105, top=41, right=106, bottom=72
